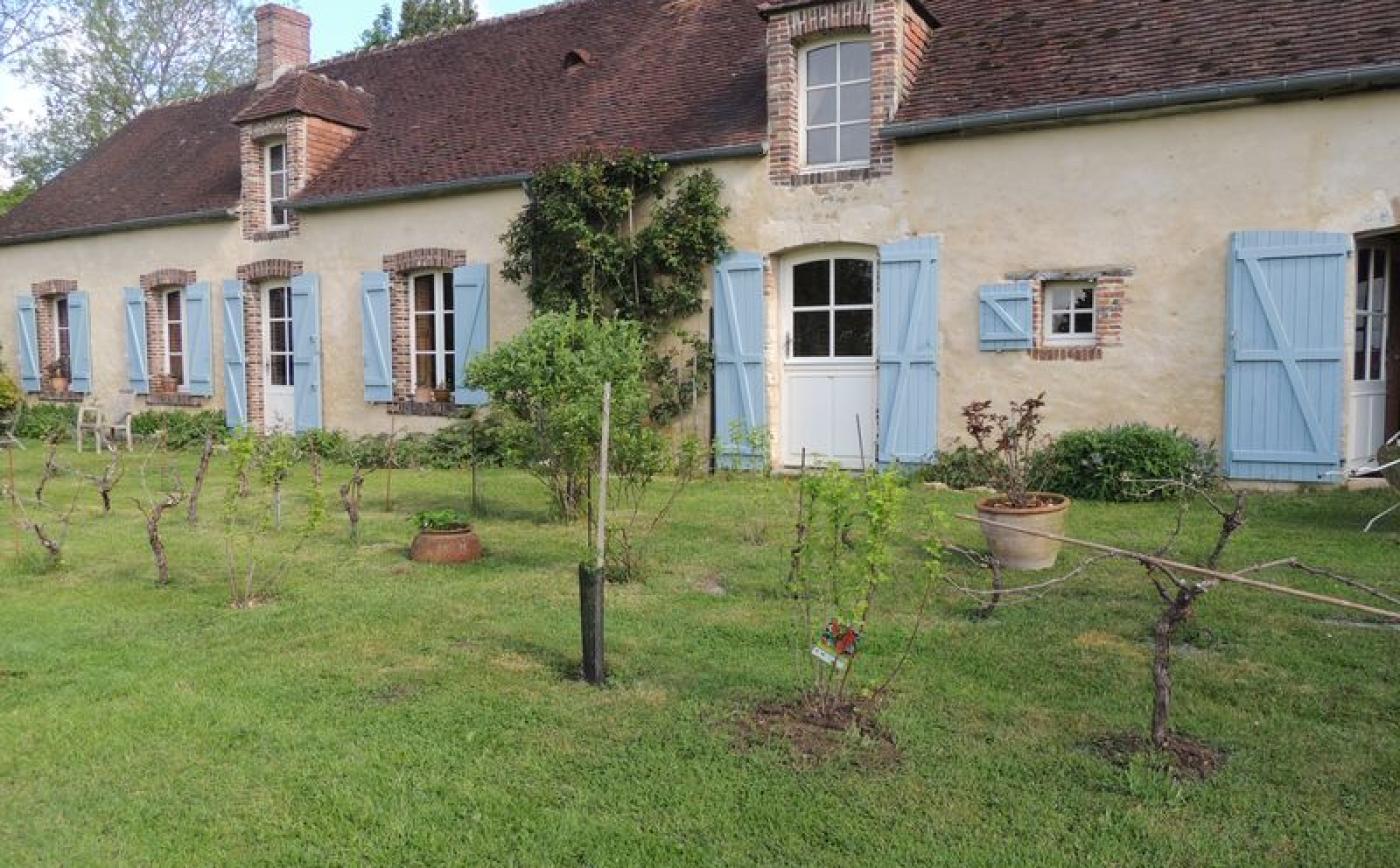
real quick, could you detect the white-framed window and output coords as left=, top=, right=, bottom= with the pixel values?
left=265, top=140, right=289, bottom=229
left=788, top=255, right=875, bottom=359
left=266, top=285, right=295, bottom=388
left=52, top=296, right=71, bottom=364
left=1355, top=247, right=1389, bottom=383
left=1043, top=281, right=1096, bottom=345
left=164, top=287, right=186, bottom=388
left=411, top=271, right=457, bottom=390
left=800, top=38, right=871, bottom=169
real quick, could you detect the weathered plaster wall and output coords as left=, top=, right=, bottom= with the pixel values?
left=2, top=90, right=1398, bottom=452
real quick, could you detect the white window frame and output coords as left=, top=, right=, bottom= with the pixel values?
left=409, top=271, right=457, bottom=391
left=264, top=284, right=295, bottom=389
left=784, top=248, right=878, bottom=363
left=164, top=287, right=187, bottom=390
left=265, top=139, right=290, bottom=230
left=798, top=37, right=873, bottom=171
left=52, top=295, right=71, bottom=364
left=1355, top=246, right=1389, bottom=383
left=1043, top=281, right=1097, bottom=347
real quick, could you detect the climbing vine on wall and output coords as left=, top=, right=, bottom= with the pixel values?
left=501, top=150, right=730, bottom=424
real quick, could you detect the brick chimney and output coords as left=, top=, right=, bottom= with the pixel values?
left=255, top=4, right=311, bottom=89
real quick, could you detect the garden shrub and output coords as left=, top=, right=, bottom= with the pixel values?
left=131, top=410, right=228, bottom=449
left=467, top=310, right=659, bottom=519
left=0, top=374, right=21, bottom=415
left=917, top=444, right=999, bottom=490
left=15, top=403, right=77, bottom=440
left=1038, top=423, right=1218, bottom=502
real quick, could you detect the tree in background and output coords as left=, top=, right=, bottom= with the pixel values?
left=360, top=0, right=476, bottom=49
left=5, top=0, right=253, bottom=185
left=0, top=0, right=65, bottom=62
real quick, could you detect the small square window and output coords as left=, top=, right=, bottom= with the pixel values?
left=1043, top=281, right=1096, bottom=346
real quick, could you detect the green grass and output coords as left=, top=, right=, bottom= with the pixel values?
left=0, top=444, right=1397, bottom=866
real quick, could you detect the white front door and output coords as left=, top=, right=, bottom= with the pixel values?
left=264, top=285, right=296, bottom=433
left=1349, top=245, right=1389, bottom=467
left=781, top=250, right=877, bottom=468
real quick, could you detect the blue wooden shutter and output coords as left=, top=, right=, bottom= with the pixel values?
left=123, top=287, right=150, bottom=394
left=222, top=280, right=247, bottom=428
left=712, top=251, right=767, bottom=470
left=291, top=273, right=323, bottom=431
left=1225, top=231, right=1349, bottom=482
left=361, top=271, right=393, bottom=403
left=452, top=264, right=490, bottom=405
left=67, top=291, right=94, bottom=393
left=978, top=282, right=1033, bottom=351
left=16, top=296, right=40, bottom=392
left=185, top=282, right=214, bottom=397
left=877, top=236, right=940, bottom=466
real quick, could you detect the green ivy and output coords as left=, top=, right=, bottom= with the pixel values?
left=501, top=150, right=728, bottom=424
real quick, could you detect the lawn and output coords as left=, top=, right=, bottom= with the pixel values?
left=0, top=443, right=1396, bottom=866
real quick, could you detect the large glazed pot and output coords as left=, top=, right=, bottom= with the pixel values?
left=410, top=527, right=484, bottom=565
left=975, top=493, right=1071, bottom=571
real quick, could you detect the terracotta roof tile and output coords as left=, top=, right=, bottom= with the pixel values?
left=232, top=71, right=375, bottom=129
left=3, top=0, right=1400, bottom=243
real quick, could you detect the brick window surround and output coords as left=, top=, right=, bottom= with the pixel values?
left=240, top=117, right=302, bottom=240
left=139, top=268, right=201, bottom=400
left=383, top=248, right=467, bottom=402
left=763, top=0, right=931, bottom=186
left=237, top=259, right=304, bottom=431
left=1007, top=267, right=1132, bottom=362
left=30, top=279, right=77, bottom=395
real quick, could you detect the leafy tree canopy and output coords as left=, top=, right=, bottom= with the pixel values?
left=360, top=0, right=476, bottom=49
left=6, top=0, right=253, bottom=185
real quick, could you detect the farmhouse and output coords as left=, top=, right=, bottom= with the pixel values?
left=1, top=0, right=1398, bottom=480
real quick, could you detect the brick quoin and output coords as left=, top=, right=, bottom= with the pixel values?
left=382, top=249, right=467, bottom=402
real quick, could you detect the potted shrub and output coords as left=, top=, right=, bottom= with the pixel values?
left=45, top=357, right=70, bottom=393
left=409, top=508, right=483, bottom=564
left=414, top=382, right=434, bottom=404
left=962, top=394, right=1070, bottom=570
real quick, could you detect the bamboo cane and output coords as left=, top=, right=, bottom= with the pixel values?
left=955, top=514, right=1400, bottom=621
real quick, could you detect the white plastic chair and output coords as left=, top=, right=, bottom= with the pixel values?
left=105, top=391, right=135, bottom=452
left=76, top=400, right=104, bottom=452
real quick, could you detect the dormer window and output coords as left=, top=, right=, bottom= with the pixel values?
left=801, top=39, right=871, bottom=169
left=265, top=140, right=290, bottom=229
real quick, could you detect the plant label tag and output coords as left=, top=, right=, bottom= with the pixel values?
left=811, top=644, right=847, bottom=670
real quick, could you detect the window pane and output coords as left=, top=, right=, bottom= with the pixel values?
left=415, top=315, right=436, bottom=353
left=838, top=122, right=870, bottom=164
left=270, top=173, right=287, bottom=200
left=1371, top=348, right=1383, bottom=381
left=839, top=41, right=871, bottom=81
left=271, top=204, right=290, bottom=226
left=807, top=127, right=838, bottom=165
left=1051, top=313, right=1071, bottom=335
left=168, top=323, right=183, bottom=353
left=415, top=355, right=434, bottom=387
left=271, top=355, right=289, bottom=387
left=807, top=44, right=837, bottom=86
left=834, top=310, right=873, bottom=356
left=414, top=275, right=435, bottom=312
left=1074, top=287, right=1095, bottom=310
left=1374, top=251, right=1386, bottom=280
left=269, top=144, right=284, bottom=172
left=444, top=312, right=456, bottom=352
left=55, top=298, right=69, bottom=327
left=442, top=279, right=454, bottom=313
left=839, top=82, right=870, bottom=123
left=807, top=85, right=837, bottom=126
left=834, top=259, right=872, bottom=305
left=166, top=292, right=182, bottom=321
left=269, top=288, right=285, bottom=319
left=1355, top=319, right=1367, bottom=380
left=444, top=352, right=457, bottom=389
left=793, top=311, right=830, bottom=358
left=169, top=355, right=184, bottom=386
left=1074, top=312, right=1094, bottom=334
left=271, top=322, right=289, bottom=354
left=793, top=261, right=830, bottom=307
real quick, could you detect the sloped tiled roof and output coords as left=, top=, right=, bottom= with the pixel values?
left=895, top=0, right=1400, bottom=123
left=232, top=71, right=375, bottom=129
left=3, top=0, right=1400, bottom=244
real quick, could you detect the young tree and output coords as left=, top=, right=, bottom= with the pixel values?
left=358, top=0, right=475, bottom=49
left=7, top=0, right=254, bottom=184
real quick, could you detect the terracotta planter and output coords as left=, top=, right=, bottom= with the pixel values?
left=47, top=377, right=69, bottom=394
left=150, top=374, right=177, bottom=395
left=432, top=389, right=453, bottom=404
left=975, top=493, right=1071, bottom=571
left=414, top=385, right=434, bottom=403
left=410, top=527, right=483, bottom=564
